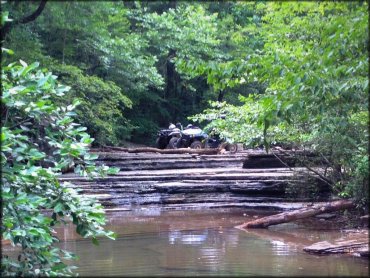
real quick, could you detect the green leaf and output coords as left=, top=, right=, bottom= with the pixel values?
left=92, top=237, right=99, bottom=246
left=37, top=75, right=50, bottom=88
left=51, top=263, right=67, bottom=272
left=21, top=62, right=40, bottom=77
left=2, top=48, right=14, bottom=55
left=107, top=167, right=120, bottom=175
left=1, top=131, right=6, bottom=142
left=19, top=59, right=28, bottom=67
left=54, top=202, right=64, bottom=213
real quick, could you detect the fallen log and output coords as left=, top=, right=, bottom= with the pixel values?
left=128, top=147, right=219, bottom=154
left=99, top=146, right=220, bottom=154
left=236, top=199, right=354, bottom=229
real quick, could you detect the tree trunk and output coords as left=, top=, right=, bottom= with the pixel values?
left=62, top=28, right=67, bottom=64
left=165, top=49, right=177, bottom=99
left=100, top=146, right=220, bottom=154
left=217, top=91, right=225, bottom=102
left=236, top=199, right=354, bottom=229
left=169, top=0, right=177, bottom=9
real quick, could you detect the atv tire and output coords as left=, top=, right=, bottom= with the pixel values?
left=156, top=137, right=167, bottom=149
left=226, top=143, right=238, bottom=153
left=190, top=140, right=203, bottom=149
left=167, top=137, right=180, bottom=149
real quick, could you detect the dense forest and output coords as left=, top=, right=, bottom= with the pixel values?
left=1, top=1, right=368, bottom=276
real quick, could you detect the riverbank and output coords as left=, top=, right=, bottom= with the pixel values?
left=60, top=148, right=368, bottom=224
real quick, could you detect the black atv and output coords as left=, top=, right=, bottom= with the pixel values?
left=203, top=130, right=238, bottom=153
left=156, top=129, right=174, bottom=149
left=205, top=134, right=238, bottom=153
left=167, top=125, right=208, bottom=149
left=155, top=123, right=183, bottom=149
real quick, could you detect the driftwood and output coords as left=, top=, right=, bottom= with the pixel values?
left=98, top=146, right=220, bottom=154
left=236, top=199, right=354, bottom=229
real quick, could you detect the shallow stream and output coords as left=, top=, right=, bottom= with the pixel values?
left=54, top=207, right=368, bottom=276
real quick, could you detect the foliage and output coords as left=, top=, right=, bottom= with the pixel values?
left=2, top=1, right=368, bottom=209
left=133, top=2, right=265, bottom=98
left=3, top=1, right=164, bottom=146
left=122, top=2, right=267, bottom=134
left=127, top=3, right=223, bottom=128
left=46, top=62, right=133, bottom=146
left=1, top=59, right=118, bottom=276
left=192, top=2, right=369, bottom=209
left=191, top=97, right=296, bottom=148
left=2, top=1, right=269, bottom=145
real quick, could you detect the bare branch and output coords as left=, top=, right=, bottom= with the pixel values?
left=271, top=148, right=333, bottom=186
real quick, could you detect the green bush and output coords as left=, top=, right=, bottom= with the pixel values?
left=1, top=59, right=118, bottom=276
left=46, top=63, right=133, bottom=146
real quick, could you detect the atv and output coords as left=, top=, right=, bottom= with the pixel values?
left=203, top=130, right=238, bottom=153
left=167, top=124, right=208, bottom=149
left=155, top=123, right=180, bottom=149
left=205, top=135, right=238, bottom=153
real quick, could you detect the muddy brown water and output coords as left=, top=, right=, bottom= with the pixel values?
left=61, top=207, right=369, bottom=276
left=4, top=207, right=369, bottom=276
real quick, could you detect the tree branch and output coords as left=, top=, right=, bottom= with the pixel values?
left=1, top=0, right=48, bottom=40
left=271, top=148, right=333, bottom=186
left=18, top=0, right=48, bottom=24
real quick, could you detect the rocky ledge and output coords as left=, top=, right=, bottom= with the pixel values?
left=60, top=149, right=331, bottom=211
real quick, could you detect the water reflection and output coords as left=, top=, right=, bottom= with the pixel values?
left=270, top=240, right=293, bottom=256
left=3, top=208, right=368, bottom=276
left=168, top=230, right=208, bottom=245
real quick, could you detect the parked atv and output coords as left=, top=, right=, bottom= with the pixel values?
left=205, top=135, right=238, bottom=153
left=167, top=124, right=208, bottom=149
left=204, top=130, right=238, bottom=153
left=155, top=123, right=178, bottom=149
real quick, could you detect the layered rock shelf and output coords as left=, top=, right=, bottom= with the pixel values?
left=60, top=149, right=331, bottom=211
left=303, top=230, right=369, bottom=257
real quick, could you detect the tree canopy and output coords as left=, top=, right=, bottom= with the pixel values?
left=2, top=1, right=271, bottom=145
left=191, top=2, right=368, bottom=209
left=1, top=1, right=369, bottom=275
